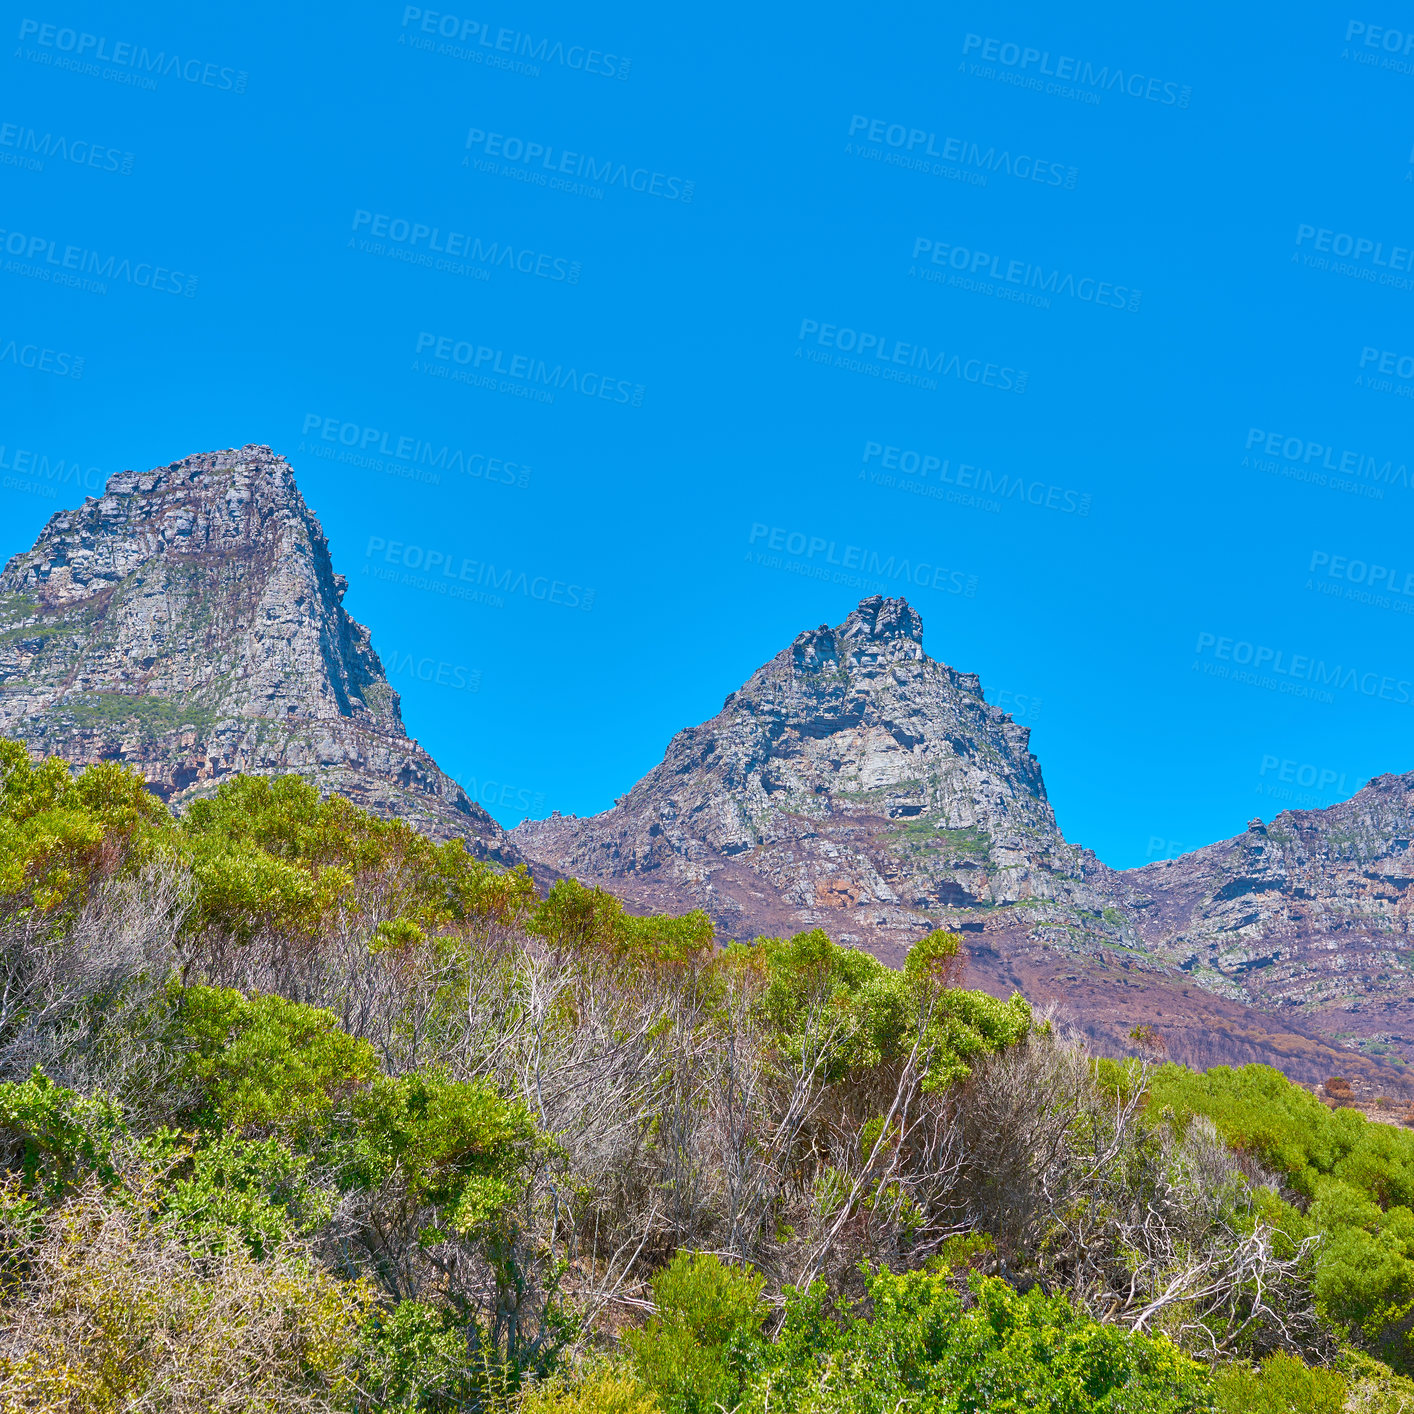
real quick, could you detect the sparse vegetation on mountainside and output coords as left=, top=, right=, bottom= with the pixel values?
left=2, top=741, right=1413, bottom=1411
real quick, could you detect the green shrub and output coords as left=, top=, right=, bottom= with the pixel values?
left=721, top=927, right=1031, bottom=1086
left=159, top=1132, right=331, bottom=1258
left=341, top=1068, right=538, bottom=1239
left=743, top=1267, right=1210, bottom=1414
left=625, top=1252, right=766, bottom=1414
left=1213, top=1352, right=1346, bottom=1413
left=1150, top=1063, right=1414, bottom=1370
left=0, top=1069, right=126, bottom=1198
left=520, top=1367, right=659, bottom=1414
left=358, top=1298, right=481, bottom=1410
left=175, top=984, right=377, bottom=1135
left=0, top=741, right=173, bottom=912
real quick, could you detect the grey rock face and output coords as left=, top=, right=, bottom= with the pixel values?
left=0, top=445, right=514, bottom=860
left=512, top=595, right=1414, bottom=1086
left=514, top=594, right=1116, bottom=949
left=1122, top=776, right=1414, bottom=1060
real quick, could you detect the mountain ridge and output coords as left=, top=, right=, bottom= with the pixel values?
left=2, top=448, right=1411, bottom=1088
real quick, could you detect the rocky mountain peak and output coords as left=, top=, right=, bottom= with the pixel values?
left=839, top=592, right=924, bottom=652
left=789, top=596, right=926, bottom=675
left=513, top=596, right=1109, bottom=957
left=0, top=445, right=514, bottom=859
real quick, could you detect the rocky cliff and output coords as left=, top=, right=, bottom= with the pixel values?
left=513, top=596, right=1414, bottom=1089
left=0, top=445, right=514, bottom=860
left=1123, top=779, right=1414, bottom=1070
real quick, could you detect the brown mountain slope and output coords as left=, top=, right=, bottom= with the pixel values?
left=1121, top=779, right=1414, bottom=1072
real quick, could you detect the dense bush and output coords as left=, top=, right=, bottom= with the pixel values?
left=1150, top=1063, right=1414, bottom=1372
left=2, top=746, right=1413, bottom=1409
left=744, top=1264, right=1211, bottom=1414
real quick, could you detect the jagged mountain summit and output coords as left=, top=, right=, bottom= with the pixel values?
left=514, top=595, right=1414, bottom=1088
left=515, top=595, right=1115, bottom=952
left=0, top=445, right=514, bottom=859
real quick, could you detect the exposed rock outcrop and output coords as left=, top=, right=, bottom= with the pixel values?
left=513, top=597, right=1414, bottom=1089
left=0, top=445, right=515, bottom=861
left=1123, top=778, right=1414, bottom=1069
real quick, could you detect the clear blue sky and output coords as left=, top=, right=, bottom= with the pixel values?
left=2, top=0, right=1412, bottom=867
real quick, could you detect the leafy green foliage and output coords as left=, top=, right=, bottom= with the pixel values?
left=520, top=1367, right=660, bottom=1414
left=0, top=739, right=172, bottom=912
left=529, top=877, right=716, bottom=974
left=1150, top=1063, right=1414, bottom=1371
left=357, top=1299, right=482, bottom=1410
left=1147, top=1063, right=1414, bottom=1204
left=175, top=984, right=377, bottom=1135
left=743, top=1266, right=1210, bottom=1413
left=182, top=772, right=535, bottom=945
left=625, top=1252, right=766, bottom=1414
left=724, top=926, right=1031, bottom=1086
left=340, top=1068, right=538, bottom=1238
left=159, top=1132, right=332, bottom=1258
left=1212, top=1352, right=1346, bottom=1413
left=0, top=1068, right=126, bottom=1198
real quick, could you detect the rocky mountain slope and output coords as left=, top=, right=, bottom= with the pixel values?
left=1124, top=783, right=1414, bottom=1071
left=514, top=596, right=1414, bottom=1088
left=3, top=453, right=1410, bottom=1089
left=0, top=445, right=514, bottom=860
left=515, top=596, right=1115, bottom=951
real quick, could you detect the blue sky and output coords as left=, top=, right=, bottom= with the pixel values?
left=2, top=0, right=1412, bottom=867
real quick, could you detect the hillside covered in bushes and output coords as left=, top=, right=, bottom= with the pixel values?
left=2, top=741, right=1414, bottom=1412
